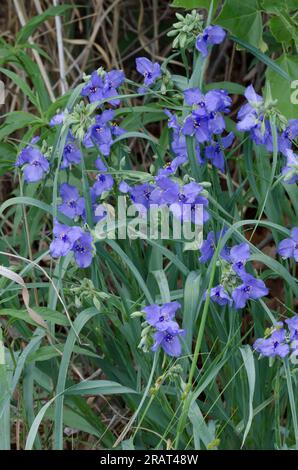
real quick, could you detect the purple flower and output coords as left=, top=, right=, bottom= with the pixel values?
left=81, top=70, right=124, bottom=106
left=130, top=183, right=157, bottom=209
left=155, top=176, right=207, bottom=221
left=184, top=88, right=228, bottom=116
left=71, top=232, right=93, bottom=268
left=277, top=227, right=298, bottom=261
left=95, top=156, right=107, bottom=172
left=279, top=119, right=298, bottom=155
left=93, top=203, right=108, bottom=224
left=199, top=230, right=229, bottom=263
left=164, top=109, right=188, bottom=162
left=254, top=324, right=290, bottom=358
left=209, top=285, right=232, bottom=306
left=208, top=110, right=226, bottom=135
left=136, top=57, right=161, bottom=88
left=158, top=156, right=187, bottom=177
left=205, top=132, right=234, bottom=171
left=143, top=301, right=181, bottom=331
left=61, top=135, right=82, bottom=169
left=237, top=85, right=263, bottom=129
left=89, top=110, right=114, bottom=155
left=281, top=149, right=298, bottom=184
left=16, top=145, right=49, bottom=183
left=50, top=112, right=65, bottom=126
left=58, top=183, right=85, bottom=220
left=199, top=231, right=216, bottom=262
left=50, top=221, right=83, bottom=257
left=151, top=328, right=185, bottom=357
left=183, top=111, right=210, bottom=143
left=285, top=315, right=298, bottom=342
left=119, top=181, right=131, bottom=193
left=226, top=242, right=250, bottom=276
left=81, top=71, right=104, bottom=103
left=196, top=25, right=226, bottom=57
left=232, top=273, right=269, bottom=309
left=88, top=110, right=125, bottom=156
left=91, top=173, right=114, bottom=197
left=101, top=70, right=125, bottom=106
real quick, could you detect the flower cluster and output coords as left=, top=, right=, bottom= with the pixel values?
left=200, top=235, right=269, bottom=309
left=82, top=69, right=125, bottom=106
left=254, top=316, right=298, bottom=359
left=236, top=85, right=298, bottom=183
left=15, top=138, right=49, bottom=183
left=50, top=220, right=93, bottom=268
left=182, top=87, right=234, bottom=172
left=134, top=301, right=185, bottom=357
left=120, top=175, right=209, bottom=223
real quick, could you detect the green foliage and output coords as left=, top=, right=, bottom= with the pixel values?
left=1, top=2, right=298, bottom=452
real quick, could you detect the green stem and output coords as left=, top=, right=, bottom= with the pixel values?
left=174, top=231, right=223, bottom=448
left=284, top=359, right=298, bottom=449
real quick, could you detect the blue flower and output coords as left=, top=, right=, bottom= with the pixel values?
left=93, top=203, right=108, bottom=224
left=281, top=149, right=298, bottom=184
left=279, top=119, right=298, bottom=155
left=91, top=173, right=114, bottom=197
left=87, top=110, right=125, bottom=156
left=101, top=70, right=125, bottom=106
left=50, top=221, right=83, bottom=257
left=254, top=324, right=290, bottom=358
left=16, top=145, right=49, bottom=183
left=285, top=315, right=298, bottom=342
left=205, top=132, right=234, bottom=171
left=184, top=88, right=228, bottom=116
left=58, top=183, right=85, bottom=220
left=164, top=109, right=188, bottom=160
left=199, top=230, right=229, bottom=263
left=196, top=25, right=226, bottom=57
left=151, top=327, right=185, bottom=357
left=81, top=70, right=124, bottom=106
left=277, top=227, right=298, bottom=261
left=226, top=242, right=250, bottom=276
left=61, top=135, right=82, bottom=169
left=232, top=273, right=269, bottom=309
left=143, top=301, right=181, bottom=332
left=199, top=231, right=216, bottom=262
left=82, top=71, right=104, bottom=102
left=95, top=156, right=107, bottom=172
left=153, top=176, right=209, bottom=222
left=50, top=112, right=65, bottom=126
left=136, top=57, right=161, bottom=89
left=209, top=285, right=232, bottom=306
left=236, top=85, right=263, bottom=132
left=71, top=232, right=93, bottom=268
left=130, top=183, right=157, bottom=209
left=183, top=111, right=210, bottom=143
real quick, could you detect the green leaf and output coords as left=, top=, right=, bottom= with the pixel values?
left=239, top=346, right=255, bottom=447
left=269, top=16, right=293, bottom=44
left=261, top=0, right=298, bottom=13
left=0, top=67, right=39, bottom=109
left=0, top=112, right=42, bottom=140
left=28, top=345, right=100, bottom=362
left=0, top=307, right=69, bottom=327
left=64, top=380, right=138, bottom=396
left=171, top=0, right=218, bottom=9
left=267, top=55, right=298, bottom=119
left=216, top=0, right=263, bottom=49
left=16, top=4, right=75, bottom=44
left=231, top=35, right=291, bottom=81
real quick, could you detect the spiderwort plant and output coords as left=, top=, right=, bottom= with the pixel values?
left=10, top=6, right=298, bottom=452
